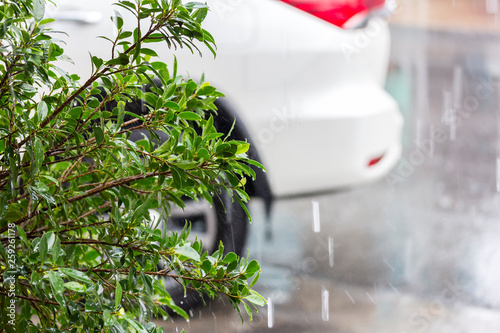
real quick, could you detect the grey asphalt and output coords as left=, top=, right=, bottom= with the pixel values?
left=158, top=24, right=500, bottom=333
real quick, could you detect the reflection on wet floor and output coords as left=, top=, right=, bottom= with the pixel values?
left=160, top=25, right=500, bottom=333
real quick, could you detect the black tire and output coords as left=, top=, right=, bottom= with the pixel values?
left=163, top=191, right=248, bottom=313
left=212, top=191, right=248, bottom=255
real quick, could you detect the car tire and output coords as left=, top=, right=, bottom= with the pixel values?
left=162, top=190, right=248, bottom=313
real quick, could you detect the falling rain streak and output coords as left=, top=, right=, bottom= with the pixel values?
left=389, top=283, right=400, bottom=295
left=453, top=66, right=463, bottom=111
left=322, top=288, right=330, bottom=322
left=328, top=237, right=334, bottom=267
left=366, top=292, right=377, bottom=305
left=312, top=200, right=321, bottom=233
left=268, top=297, right=274, bottom=328
left=344, top=290, right=356, bottom=304
left=443, top=91, right=456, bottom=141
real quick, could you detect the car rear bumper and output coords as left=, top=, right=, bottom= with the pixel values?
left=256, top=83, right=403, bottom=197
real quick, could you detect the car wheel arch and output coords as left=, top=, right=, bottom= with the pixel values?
left=212, top=98, right=274, bottom=217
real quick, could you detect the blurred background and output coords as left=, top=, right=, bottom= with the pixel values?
left=160, top=0, right=500, bottom=332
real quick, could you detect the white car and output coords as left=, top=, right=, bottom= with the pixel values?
left=50, top=0, right=402, bottom=197
left=49, top=0, right=402, bottom=309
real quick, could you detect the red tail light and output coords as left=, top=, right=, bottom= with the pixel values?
left=280, top=0, right=386, bottom=27
left=368, top=154, right=384, bottom=167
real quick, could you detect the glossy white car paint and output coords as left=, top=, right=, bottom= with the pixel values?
left=49, top=0, right=403, bottom=197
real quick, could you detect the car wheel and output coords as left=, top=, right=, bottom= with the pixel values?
left=100, top=90, right=251, bottom=311
left=160, top=190, right=248, bottom=312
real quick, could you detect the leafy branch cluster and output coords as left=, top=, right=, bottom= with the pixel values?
left=0, top=0, right=265, bottom=332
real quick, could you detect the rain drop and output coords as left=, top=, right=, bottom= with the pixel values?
left=443, top=91, right=456, bottom=141
left=366, top=292, right=377, bottom=305
left=389, top=283, right=400, bottom=295
left=312, top=200, right=321, bottom=233
left=322, top=288, right=330, bottom=322
left=344, top=290, right=355, bottom=304
left=452, top=66, right=463, bottom=109
left=268, top=297, right=274, bottom=328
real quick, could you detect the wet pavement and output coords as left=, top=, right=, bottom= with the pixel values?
left=158, top=4, right=500, bottom=333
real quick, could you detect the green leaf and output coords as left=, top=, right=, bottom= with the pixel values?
left=159, top=297, right=188, bottom=320
left=178, top=111, right=201, bottom=121
left=197, top=148, right=210, bottom=160
left=244, top=292, right=266, bottom=307
left=107, top=53, right=129, bottom=66
left=173, top=55, right=178, bottom=78
left=59, top=268, right=93, bottom=284
left=48, top=270, right=66, bottom=306
left=243, top=158, right=266, bottom=172
left=124, top=318, right=145, bottom=332
left=175, top=161, right=198, bottom=170
left=175, top=245, right=200, bottom=262
left=64, top=281, right=86, bottom=293
left=235, top=195, right=251, bottom=222
left=112, top=10, right=124, bottom=30
left=245, top=259, right=260, bottom=278
left=118, top=31, right=132, bottom=39
left=249, top=272, right=260, bottom=288
left=215, top=143, right=232, bottom=155
left=52, top=236, right=60, bottom=264
left=140, top=272, right=153, bottom=295
left=116, top=101, right=125, bottom=130
left=17, top=226, right=31, bottom=250
left=227, top=259, right=238, bottom=272
left=200, top=259, right=212, bottom=274
left=103, top=309, right=112, bottom=326
left=31, top=137, right=44, bottom=176
left=39, top=232, right=54, bottom=264
left=133, top=27, right=141, bottom=60
left=243, top=302, right=253, bottom=321
left=163, top=101, right=180, bottom=111
left=170, top=167, right=183, bottom=189
left=222, top=252, right=237, bottom=264
left=111, top=324, right=125, bottom=333
left=91, top=56, right=103, bottom=69
left=39, top=18, right=56, bottom=25
left=93, top=125, right=104, bottom=145
left=36, top=101, right=48, bottom=123
left=4, top=204, right=24, bottom=222
left=132, top=195, right=152, bottom=222
left=115, top=281, right=122, bottom=310
left=140, top=48, right=158, bottom=57
left=33, top=0, right=45, bottom=21
left=236, top=142, right=250, bottom=155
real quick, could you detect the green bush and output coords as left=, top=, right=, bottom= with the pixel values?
left=0, top=0, right=264, bottom=331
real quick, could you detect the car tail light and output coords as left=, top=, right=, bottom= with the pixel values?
left=368, top=154, right=384, bottom=167
left=280, top=0, right=386, bottom=28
